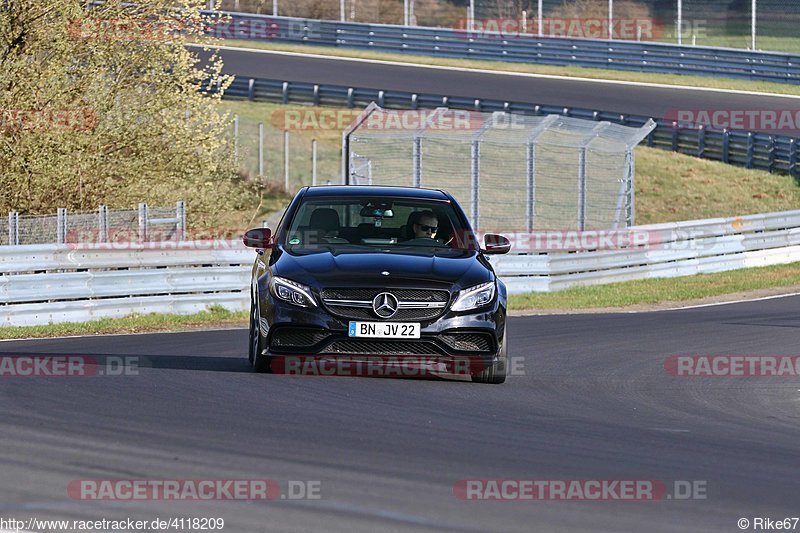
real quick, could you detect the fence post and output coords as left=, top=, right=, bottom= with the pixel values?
left=248, top=78, right=255, bottom=101
left=56, top=208, right=67, bottom=244
left=790, top=139, right=798, bottom=178
left=98, top=205, right=108, bottom=243
left=526, top=141, right=536, bottom=232
left=138, top=203, right=148, bottom=242
left=176, top=200, right=186, bottom=241
left=746, top=132, right=754, bottom=168
left=284, top=130, right=289, bottom=191
left=412, top=136, right=422, bottom=187
left=233, top=114, right=239, bottom=167
left=470, top=139, right=480, bottom=231
left=523, top=114, right=558, bottom=232
left=311, top=139, right=318, bottom=186
left=258, top=122, right=265, bottom=177
left=8, top=212, right=18, bottom=245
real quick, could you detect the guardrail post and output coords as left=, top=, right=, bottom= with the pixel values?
left=138, top=203, right=148, bottom=242
left=56, top=208, right=67, bottom=244
left=8, top=212, right=18, bottom=245
left=671, top=122, right=679, bottom=152
left=311, top=139, right=318, bottom=186
left=768, top=136, right=776, bottom=172
left=248, top=78, right=255, bottom=101
left=746, top=132, right=754, bottom=169
left=790, top=139, right=798, bottom=178
left=722, top=129, right=730, bottom=163
left=411, top=94, right=418, bottom=109
left=347, top=88, right=354, bottom=108
left=378, top=90, right=385, bottom=107
left=313, top=84, right=320, bottom=106
left=282, top=81, right=289, bottom=104
left=176, top=200, right=186, bottom=241
left=697, top=125, right=706, bottom=158
left=98, top=205, right=108, bottom=243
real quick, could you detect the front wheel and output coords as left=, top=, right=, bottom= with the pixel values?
left=248, top=295, right=270, bottom=373
left=472, top=325, right=507, bottom=384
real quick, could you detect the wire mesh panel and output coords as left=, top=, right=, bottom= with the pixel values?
left=344, top=105, right=655, bottom=232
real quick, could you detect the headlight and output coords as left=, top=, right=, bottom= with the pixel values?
left=269, top=276, right=318, bottom=307
left=451, top=281, right=495, bottom=311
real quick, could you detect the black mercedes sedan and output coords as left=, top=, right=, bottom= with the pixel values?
left=242, top=185, right=511, bottom=383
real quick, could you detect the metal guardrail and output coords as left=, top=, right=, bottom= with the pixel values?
left=2, top=209, right=800, bottom=325
left=219, top=77, right=800, bottom=178
left=0, top=241, right=251, bottom=327
left=212, top=12, right=800, bottom=84
left=489, top=209, right=800, bottom=293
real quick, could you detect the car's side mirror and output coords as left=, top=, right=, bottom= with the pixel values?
left=482, top=234, right=511, bottom=254
left=243, top=228, right=274, bottom=249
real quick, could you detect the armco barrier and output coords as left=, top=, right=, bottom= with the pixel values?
left=217, top=76, right=800, bottom=178
left=0, top=241, right=252, bottom=327
left=2, top=209, right=800, bottom=326
left=489, top=209, right=800, bottom=293
left=211, top=12, right=800, bottom=84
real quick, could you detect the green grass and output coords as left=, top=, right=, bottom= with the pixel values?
left=0, top=306, right=248, bottom=340
left=210, top=39, right=800, bottom=97
left=508, top=262, right=800, bottom=310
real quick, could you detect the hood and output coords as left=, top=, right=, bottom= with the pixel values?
left=271, top=246, right=493, bottom=290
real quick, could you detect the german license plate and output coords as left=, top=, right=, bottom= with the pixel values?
left=348, top=321, right=421, bottom=339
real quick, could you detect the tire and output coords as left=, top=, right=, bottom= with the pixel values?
left=249, top=292, right=271, bottom=373
left=472, top=324, right=507, bottom=384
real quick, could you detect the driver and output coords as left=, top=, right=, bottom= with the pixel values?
left=412, top=211, right=438, bottom=239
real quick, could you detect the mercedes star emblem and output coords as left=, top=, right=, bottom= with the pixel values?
left=372, top=292, right=399, bottom=319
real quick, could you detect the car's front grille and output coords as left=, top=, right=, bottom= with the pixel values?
left=321, top=288, right=449, bottom=302
left=321, top=339, right=442, bottom=355
left=320, top=288, right=450, bottom=321
left=438, top=332, right=494, bottom=353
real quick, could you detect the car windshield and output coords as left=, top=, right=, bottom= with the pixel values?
left=284, top=197, right=474, bottom=250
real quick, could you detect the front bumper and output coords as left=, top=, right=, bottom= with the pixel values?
left=259, top=287, right=505, bottom=370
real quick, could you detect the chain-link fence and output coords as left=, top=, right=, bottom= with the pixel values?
left=216, top=0, right=800, bottom=53
left=230, top=112, right=342, bottom=192
left=343, top=105, right=655, bottom=231
left=3, top=202, right=186, bottom=245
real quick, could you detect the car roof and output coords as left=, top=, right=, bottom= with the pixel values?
left=302, top=185, right=450, bottom=201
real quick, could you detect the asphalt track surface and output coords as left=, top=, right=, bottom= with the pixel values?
left=2, top=295, right=799, bottom=532
left=213, top=47, right=800, bottom=133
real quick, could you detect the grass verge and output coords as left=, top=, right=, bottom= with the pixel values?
left=508, top=261, right=800, bottom=311
left=212, top=39, right=800, bottom=97
left=0, top=306, right=248, bottom=341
